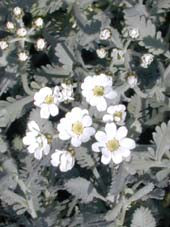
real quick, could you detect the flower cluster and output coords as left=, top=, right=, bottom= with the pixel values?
left=0, top=6, right=46, bottom=61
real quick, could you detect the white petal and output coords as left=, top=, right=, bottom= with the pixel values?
left=40, top=87, right=52, bottom=96
left=51, top=151, right=62, bottom=167
left=105, top=123, right=117, bottom=138
left=44, top=144, right=50, bottom=155
left=116, top=126, right=128, bottom=140
left=103, top=114, right=113, bottom=123
left=58, top=131, right=70, bottom=140
left=101, top=153, right=112, bottom=165
left=28, top=121, right=40, bottom=132
left=40, top=104, right=50, bottom=119
left=23, top=136, right=31, bottom=145
left=34, top=149, right=43, bottom=160
left=95, top=131, right=107, bottom=142
left=120, top=138, right=136, bottom=150
left=82, top=115, right=92, bottom=127
left=119, top=147, right=131, bottom=157
left=92, top=142, right=101, bottom=152
left=49, top=104, right=59, bottom=117
left=112, top=153, right=123, bottom=164
left=27, top=143, right=39, bottom=153
left=105, top=90, right=117, bottom=99
left=96, top=98, right=107, bottom=112
left=71, top=137, right=81, bottom=147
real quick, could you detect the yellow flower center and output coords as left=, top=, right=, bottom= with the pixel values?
left=72, top=121, right=84, bottom=135
left=45, top=95, right=54, bottom=104
left=106, top=139, right=120, bottom=152
left=93, top=86, right=104, bottom=96
left=45, top=133, right=53, bottom=144
left=114, top=111, right=122, bottom=120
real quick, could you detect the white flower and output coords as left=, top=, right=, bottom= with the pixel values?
left=51, top=149, right=75, bottom=172
left=57, top=107, right=95, bottom=147
left=0, top=41, right=8, bottom=50
left=34, top=17, right=44, bottom=28
left=34, top=87, right=60, bottom=119
left=103, top=104, right=126, bottom=125
left=99, top=28, right=112, bottom=40
left=13, top=7, right=23, bottom=17
left=81, top=74, right=117, bottom=112
left=17, top=28, right=27, bottom=37
left=6, top=21, right=15, bottom=30
left=36, top=38, right=46, bottom=50
left=141, top=53, right=154, bottom=68
left=127, top=73, right=138, bottom=88
left=59, top=83, right=74, bottom=102
left=111, top=48, right=125, bottom=65
left=23, top=121, right=50, bottom=160
left=92, top=123, right=136, bottom=164
left=96, top=48, right=107, bottom=59
left=18, top=52, right=29, bottom=61
left=129, top=27, right=139, bottom=39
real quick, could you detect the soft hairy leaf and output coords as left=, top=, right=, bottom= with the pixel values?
left=131, top=206, right=156, bottom=227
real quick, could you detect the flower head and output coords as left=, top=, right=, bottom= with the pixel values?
left=36, top=38, right=46, bottom=51
left=57, top=107, right=95, bottom=147
left=18, top=51, right=29, bottom=61
left=23, top=121, right=51, bottom=160
left=127, top=72, right=138, bottom=88
left=81, top=74, right=117, bottom=112
left=92, top=123, right=136, bottom=164
left=17, top=28, right=27, bottom=37
left=96, top=48, right=107, bottom=59
left=129, top=27, right=140, bottom=39
left=6, top=21, right=15, bottom=31
left=103, top=104, right=126, bottom=125
left=0, top=41, right=8, bottom=50
left=13, top=7, right=23, bottom=17
left=34, top=17, right=44, bottom=28
left=141, top=53, right=154, bottom=68
left=59, top=83, right=74, bottom=102
left=111, top=48, right=125, bottom=65
left=34, top=87, right=60, bottom=119
left=51, top=149, right=75, bottom=172
left=100, top=28, right=112, bottom=40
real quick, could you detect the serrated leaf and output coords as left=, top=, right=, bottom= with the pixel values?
left=131, top=206, right=156, bottom=227
left=75, top=147, right=95, bottom=169
left=65, top=177, right=105, bottom=203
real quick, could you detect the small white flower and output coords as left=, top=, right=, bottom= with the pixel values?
left=96, top=48, right=107, bottom=59
left=92, top=123, right=136, bottom=165
left=81, top=74, right=117, bottom=112
left=127, top=73, right=138, bottom=88
left=58, top=83, right=74, bottom=102
left=111, top=48, right=125, bottom=65
left=100, top=28, right=112, bottom=40
left=34, top=17, right=44, bottom=28
left=0, top=41, right=8, bottom=50
left=103, top=104, right=126, bottom=125
left=6, top=21, right=15, bottom=30
left=23, top=121, right=50, bottom=160
left=13, top=7, right=23, bottom=17
left=17, top=28, right=27, bottom=37
left=57, top=107, right=95, bottom=147
left=141, top=53, right=154, bottom=68
left=36, top=38, right=46, bottom=51
left=51, top=149, right=75, bottom=172
left=129, top=27, right=140, bottom=39
left=18, top=52, right=29, bottom=61
left=34, top=87, right=60, bottom=119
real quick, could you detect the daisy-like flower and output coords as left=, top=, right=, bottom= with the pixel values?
left=34, top=17, right=44, bottom=28
left=23, top=121, right=51, bottom=160
left=127, top=72, right=138, bottom=88
left=18, top=51, right=29, bottom=61
left=99, top=28, right=112, bottom=40
left=96, top=48, right=107, bottom=59
left=57, top=107, right=95, bottom=147
left=36, top=38, right=46, bottom=51
left=111, top=48, right=125, bottom=65
left=0, top=41, right=8, bottom=50
left=6, top=21, right=15, bottom=31
left=13, top=7, right=23, bottom=17
left=59, top=83, right=74, bottom=102
left=17, top=28, right=27, bottom=37
left=141, top=53, right=154, bottom=68
left=103, top=104, right=126, bottom=125
left=129, top=27, right=140, bottom=39
left=34, top=87, right=60, bottom=119
left=92, top=123, right=136, bottom=164
left=81, top=74, right=117, bottom=112
left=51, top=149, right=75, bottom=172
